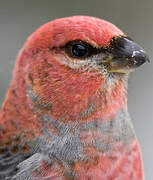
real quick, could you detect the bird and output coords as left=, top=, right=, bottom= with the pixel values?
left=0, top=16, right=149, bottom=180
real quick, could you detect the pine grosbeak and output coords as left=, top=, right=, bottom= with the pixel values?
left=0, top=16, right=149, bottom=180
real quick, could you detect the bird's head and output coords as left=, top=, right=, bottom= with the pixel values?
left=14, top=16, right=148, bottom=121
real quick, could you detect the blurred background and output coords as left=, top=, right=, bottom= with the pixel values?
left=0, top=0, right=152, bottom=179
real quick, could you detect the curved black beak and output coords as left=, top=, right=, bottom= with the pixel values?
left=107, top=36, right=149, bottom=73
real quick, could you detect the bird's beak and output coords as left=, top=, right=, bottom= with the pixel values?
left=105, top=36, right=150, bottom=74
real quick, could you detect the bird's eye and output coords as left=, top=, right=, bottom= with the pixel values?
left=65, top=41, right=90, bottom=58
left=71, top=43, right=88, bottom=57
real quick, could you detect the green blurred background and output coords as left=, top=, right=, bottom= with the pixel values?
left=0, top=0, right=152, bottom=179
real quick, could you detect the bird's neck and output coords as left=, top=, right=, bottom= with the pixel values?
left=0, top=76, right=127, bottom=139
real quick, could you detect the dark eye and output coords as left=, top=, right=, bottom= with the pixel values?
left=65, top=41, right=90, bottom=58
left=71, top=43, right=88, bottom=58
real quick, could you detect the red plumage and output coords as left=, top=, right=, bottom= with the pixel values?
left=0, top=16, right=147, bottom=179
